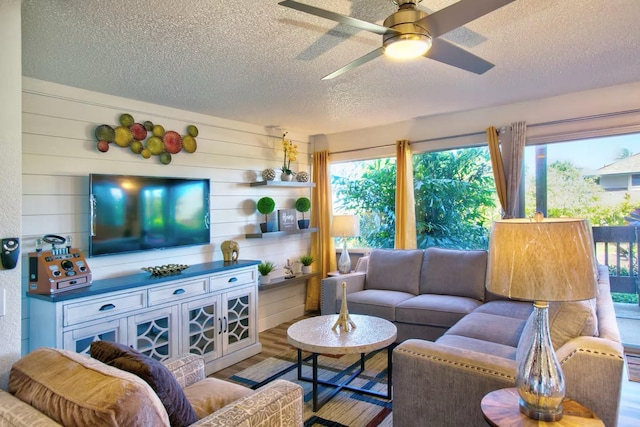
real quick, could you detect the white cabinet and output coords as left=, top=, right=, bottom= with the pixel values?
left=29, top=262, right=262, bottom=375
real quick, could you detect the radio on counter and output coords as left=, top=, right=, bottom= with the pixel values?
left=28, top=234, right=92, bottom=295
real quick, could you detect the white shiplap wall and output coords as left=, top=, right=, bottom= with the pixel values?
left=21, top=77, right=313, bottom=354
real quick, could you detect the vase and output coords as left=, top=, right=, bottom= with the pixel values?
left=281, top=172, right=293, bottom=181
left=302, top=265, right=312, bottom=274
left=260, top=222, right=276, bottom=233
left=259, top=274, right=271, bottom=285
left=298, top=219, right=310, bottom=229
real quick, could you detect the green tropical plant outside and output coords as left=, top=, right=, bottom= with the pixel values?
left=299, top=254, right=315, bottom=266
left=257, top=261, right=275, bottom=276
left=332, top=148, right=497, bottom=250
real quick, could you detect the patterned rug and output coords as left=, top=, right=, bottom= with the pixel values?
left=228, top=348, right=393, bottom=427
left=626, top=353, right=640, bottom=383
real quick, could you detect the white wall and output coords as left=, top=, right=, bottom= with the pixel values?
left=21, top=77, right=314, bottom=354
left=0, top=0, right=23, bottom=390
left=318, top=81, right=640, bottom=162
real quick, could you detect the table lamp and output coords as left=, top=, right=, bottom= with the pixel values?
left=331, top=215, right=360, bottom=274
left=485, top=215, right=598, bottom=422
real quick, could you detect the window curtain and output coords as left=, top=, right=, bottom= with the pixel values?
left=395, top=140, right=417, bottom=249
left=487, top=122, right=527, bottom=218
left=487, top=126, right=508, bottom=215
left=305, top=150, right=336, bottom=311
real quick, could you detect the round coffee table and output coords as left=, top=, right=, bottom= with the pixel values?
left=287, top=314, right=397, bottom=411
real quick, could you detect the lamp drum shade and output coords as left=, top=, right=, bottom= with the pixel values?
left=486, top=218, right=598, bottom=302
left=331, top=215, right=360, bottom=238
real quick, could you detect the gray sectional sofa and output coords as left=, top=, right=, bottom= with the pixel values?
left=320, top=247, right=624, bottom=427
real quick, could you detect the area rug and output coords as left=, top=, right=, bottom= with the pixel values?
left=625, top=353, right=640, bottom=383
left=228, top=348, right=392, bottom=427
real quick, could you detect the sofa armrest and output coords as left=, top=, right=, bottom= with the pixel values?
left=192, top=379, right=303, bottom=427
left=556, top=336, right=624, bottom=427
left=320, top=272, right=366, bottom=315
left=162, top=353, right=205, bottom=389
left=0, top=389, right=63, bottom=426
left=393, top=339, right=517, bottom=427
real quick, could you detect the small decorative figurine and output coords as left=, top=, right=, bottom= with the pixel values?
left=283, top=259, right=295, bottom=279
left=332, top=282, right=356, bottom=332
left=221, top=240, right=239, bottom=262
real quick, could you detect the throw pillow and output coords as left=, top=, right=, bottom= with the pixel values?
left=420, top=247, right=488, bottom=301
left=90, top=341, right=198, bottom=427
left=516, top=298, right=599, bottom=361
left=9, top=347, right=170, bottom=427
left=365, top=249, right=424, bottom=295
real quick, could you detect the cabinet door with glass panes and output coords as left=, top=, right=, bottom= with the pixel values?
left=222, top=285, right=256, bottom=355
left=128, top=305, right=179, bottom=361
left=63, top=318, right=128, bottom=355
left=181, top=296, right=221, bottom=363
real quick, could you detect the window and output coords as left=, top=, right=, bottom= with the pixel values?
left=524, top=133, right=640, bottom=225
left=331, top=147, right=499, bottom=250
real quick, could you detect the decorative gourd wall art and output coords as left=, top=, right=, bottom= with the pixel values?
left=94, top=113, right=198, bottom=165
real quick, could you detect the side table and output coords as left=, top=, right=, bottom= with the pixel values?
left=481, top=388, right=604, bottom=427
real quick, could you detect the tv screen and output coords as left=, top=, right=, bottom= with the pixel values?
left=90, top=174, right=210, bottom=257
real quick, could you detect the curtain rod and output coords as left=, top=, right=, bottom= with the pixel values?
left=328, top=109, right=640, bottom=156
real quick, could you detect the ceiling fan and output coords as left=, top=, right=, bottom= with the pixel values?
left=279, top=0, right=516, bottom=80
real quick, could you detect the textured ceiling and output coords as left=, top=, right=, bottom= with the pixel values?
left=21, top=0, right=640, bottom=136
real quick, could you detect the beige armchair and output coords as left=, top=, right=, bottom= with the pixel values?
left=0, top=347, right=303, bottom=427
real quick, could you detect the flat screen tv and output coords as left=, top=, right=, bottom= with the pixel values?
left=90, top=174, right=210, bottom=257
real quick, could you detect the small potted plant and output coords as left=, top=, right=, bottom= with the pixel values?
left=299, top=254, right=315, bottom=274
left=257, top=261, right=275, bottom=284
left=257, top=197, right=276, bottom=233
left=295, top=197, right=311, bottom=229
left=280, top=132, right=298, bottom=181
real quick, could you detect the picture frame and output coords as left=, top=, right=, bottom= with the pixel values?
left=278, top=209, right=297, bottom=231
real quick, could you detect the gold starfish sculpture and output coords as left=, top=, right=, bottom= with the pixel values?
left=332, top=282, right=356, bottom=332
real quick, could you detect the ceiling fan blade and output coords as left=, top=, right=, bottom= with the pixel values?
left=322, top=47, right=384, bottom=80
left=425, top=39, right=494, bottom=74
left=416, top=0, right=516, bottom=38
left=279, top=0, right=397, bottom=36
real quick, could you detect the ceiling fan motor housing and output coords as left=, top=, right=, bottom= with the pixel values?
left=383, top=4, right=430, bottom=51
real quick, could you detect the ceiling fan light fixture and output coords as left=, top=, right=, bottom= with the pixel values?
left=384, top=34, right=432, bottom=59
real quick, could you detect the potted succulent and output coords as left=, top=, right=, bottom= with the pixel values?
left=295, top=197, right=311, bottom=229
left=257, top=197, right=276, bottom=233
left=257, top=261, right=275, bottom=284
left=299, top=254, right=315, bottom=274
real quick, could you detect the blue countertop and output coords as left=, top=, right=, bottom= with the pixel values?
left=27, top=260, right=261, bottom=303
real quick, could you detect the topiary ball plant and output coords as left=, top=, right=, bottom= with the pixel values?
left=295, top=197, right=311, bottom=229
left=257, top=197, right=276, bottom=232
left=295, top=197, right=311, bottom=217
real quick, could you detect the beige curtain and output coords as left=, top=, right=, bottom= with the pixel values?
left=305, top=151, right=336, bottom=311
left=395, top=140, right=417, bottom=249
left=487, top=126, right=508, bottom=216
left=506, top=122, right=526, bottom=218
left=487, top=122, right=527, bottom=218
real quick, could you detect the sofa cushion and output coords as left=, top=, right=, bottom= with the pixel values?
left=517, top=298, right=599, bottom=354
left=444, top=311, right=529, bottom=348
left=420, top=247, right=488, bottom=301
left=182, top=377, right=253, bottom=419
left=436, top=334, right=518, bottom=360
left=474, top=300, right=533, bottom=320
left=396, top=294, right=482, bottom=328
left=365, top=249, right=424, bottom=295
left=9, top=347, right=170, bottom=427
left=90, top=341, right=198, bottom=427
left=342, top=289, right=415, bottom=321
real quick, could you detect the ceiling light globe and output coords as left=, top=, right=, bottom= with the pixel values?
left=384, top=35, right=431, bottom=59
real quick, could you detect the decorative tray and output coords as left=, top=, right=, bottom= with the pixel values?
left=142, top=264, right=190, bottom=277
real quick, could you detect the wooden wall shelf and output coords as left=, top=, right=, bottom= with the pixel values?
left=245, top=228, right=318, bottom=239
left=259, top=272, right=320, bottom=291
left=250, top=181, right=315, bottom=188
